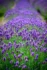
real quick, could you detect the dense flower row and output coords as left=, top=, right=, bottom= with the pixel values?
left=0, top=0, right=47, bottom=70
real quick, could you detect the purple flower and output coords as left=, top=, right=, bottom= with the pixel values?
left=3, top=43, right=7, bottom=48
left=40, top=46, right=43, bottom=52
left=35, top=54, right=39, bottom=60
left=5, top=34, right=11, bottom=40
left=4, top=47, right=7, bottom=51
left=8, top=42, right=12, bottom=49
left=35, top=48, right=38, bottom=51
left=6, top=53, right=8, bottom=56
left=1, top=49, right=5, bottom=54
left=0, top=31, right=3, bottom=36
left=26, top=41, right=29, bottom=46
left=45, top=58, right=47, bottom=62
left=0, top=27, right=4, bottom=37
left=43, top=48, right=47, bottom=53
left=3, top=57, right=6, bottom=61
left=14, top=61, right=19, bottom=67
left=16, top=61, right=19, bottom=65
left=30, top=48, right=32, bottom=52
left=14, top=54, right=17, bottom=59
left=24, top=56, right=29, bottom=62
left=44, top=37, right=47, bottom=43
left=18, top=32, right=22, bottom=36
left=16, top=44, right=20, bottom=48
left=22, top=65, right=27, bottom=69
left=31, top=52, right=34, bottom=56
left=10, top=60, right=13, bottom=64
left=25, top=59, right=28, bottom=62
left=18, top=53, right=22, bottom=58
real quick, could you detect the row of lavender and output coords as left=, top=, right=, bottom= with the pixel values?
left=0, top=16, right=47, bottom=70
left=0, top=24, right=47, bottom=70
left=0, top=0, right=47, bottom=70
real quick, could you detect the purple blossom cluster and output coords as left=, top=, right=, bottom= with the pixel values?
left=0, top=0, right=47, bottom=70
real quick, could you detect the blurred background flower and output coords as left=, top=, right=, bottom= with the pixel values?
left=29, top=0, right=47, bottom=21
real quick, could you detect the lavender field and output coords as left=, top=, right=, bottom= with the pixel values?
left=0, top=0, right=47, bottom=70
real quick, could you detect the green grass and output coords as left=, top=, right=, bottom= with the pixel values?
left=0, top=6, right=6, bottom=17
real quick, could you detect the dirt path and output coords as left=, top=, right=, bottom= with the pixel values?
left=0, top=17, right=7, bottom=26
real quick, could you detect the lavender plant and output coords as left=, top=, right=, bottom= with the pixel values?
left=0, top=0, right=47, bottom=70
